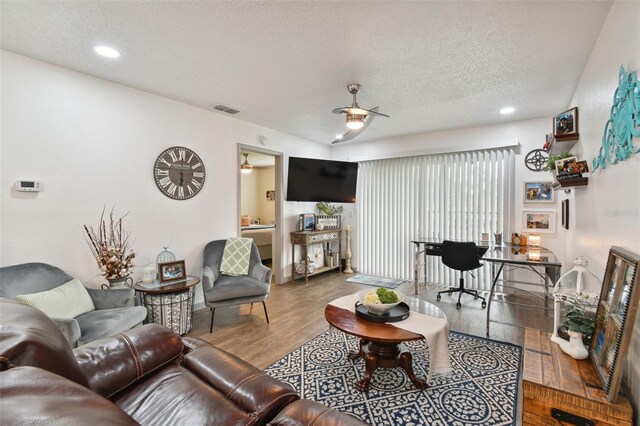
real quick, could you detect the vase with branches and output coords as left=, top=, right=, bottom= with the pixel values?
left=84, top=206, right=136, bottom=284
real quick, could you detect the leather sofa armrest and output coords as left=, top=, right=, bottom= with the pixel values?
left=0, top=366, right=138, bottom=425
left=267, top=400, right=370, bottom=426
left=182, top=337, right=299, bottom=424
left=50, top=317, right=81, bottom=347
left=86, top=287, right=136, bottom=309
left=74, top=324, right=183, bottom=398
left=250, top=262, right=272, bottom=284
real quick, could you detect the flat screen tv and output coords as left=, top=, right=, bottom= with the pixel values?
left=286, top=157, right=358, bottom=203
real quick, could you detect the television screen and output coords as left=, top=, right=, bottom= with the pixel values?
left=286, top=157, right=358, bottom=203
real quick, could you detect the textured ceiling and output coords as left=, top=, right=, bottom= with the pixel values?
left=0, top=1, right=612, bottom=144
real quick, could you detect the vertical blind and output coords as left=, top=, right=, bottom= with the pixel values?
left=356, top=147, right=515, bottom=290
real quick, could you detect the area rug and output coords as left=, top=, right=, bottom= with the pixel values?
left=345, top=274, right=404, bottom=289
left=266, top=330, right=521, bottom=425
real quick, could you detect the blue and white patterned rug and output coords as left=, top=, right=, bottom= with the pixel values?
left=345, top=274, right=404, bottom=289
left=266, top=330, right=521, bottom=425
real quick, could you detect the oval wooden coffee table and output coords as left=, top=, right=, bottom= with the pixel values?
left=325, top=296, right=446, bottom=392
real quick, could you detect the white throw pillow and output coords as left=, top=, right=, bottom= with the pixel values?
left=16, top=277, right=95, bottom=319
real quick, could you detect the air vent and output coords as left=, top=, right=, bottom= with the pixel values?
left=211, top=104, right=240, bottom=114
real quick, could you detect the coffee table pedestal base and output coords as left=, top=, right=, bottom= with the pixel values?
left=349, top=339, right=427, bottom=392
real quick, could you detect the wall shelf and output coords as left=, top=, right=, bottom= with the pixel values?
left=551, top=177, right=588, bottom=190
left=547, top=137, right=579, bottom=154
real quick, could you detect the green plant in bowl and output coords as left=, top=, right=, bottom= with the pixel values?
left=355, top=288, right=405, bottom=316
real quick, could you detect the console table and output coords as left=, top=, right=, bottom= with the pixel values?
left=291, top=229, right=342, bottom=283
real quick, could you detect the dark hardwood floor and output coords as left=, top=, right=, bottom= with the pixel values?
left=187, top=271, right=554, bottom=370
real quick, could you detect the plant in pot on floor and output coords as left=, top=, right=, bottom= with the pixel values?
left=84, top=206, right=136, bottom=289
left=559, top=292, right=599, bottom=359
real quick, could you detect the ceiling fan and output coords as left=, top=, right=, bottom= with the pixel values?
left=331, top=84, right=389, bottom=144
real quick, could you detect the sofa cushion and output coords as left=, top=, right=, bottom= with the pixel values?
left=206, top=275, right=269, bottom=302
left=75, top=306, right=147, bottom=346
left=182, top=337, right=299, bottom=424
left=0, top=298, right=89, bottom=387
left=0, top=262, right=72, bottom=298
left=16, top=277, right=95, bottom=319
left=74, top=324, right=184, bottom=398
left=0, top=366, right=138, bottom=426
left=268, top=400, right=370, bottom=426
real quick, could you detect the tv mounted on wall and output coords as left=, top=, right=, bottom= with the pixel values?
left=286, top=157, right=358, bottom=203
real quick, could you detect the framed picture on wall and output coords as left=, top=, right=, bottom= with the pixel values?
left=590, top=247, right=640, bottom=402
left=522, top=210, right=556, bottom=234
left=553, top=107, right=579, bottom=139
left=523, top=181, right=554, bottom=203
left=561, top=199, right=569, bottom=230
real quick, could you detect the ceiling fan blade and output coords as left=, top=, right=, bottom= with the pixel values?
left=362, top=108, right=390, bottom=118
left=331, top=108, right=378, bottom=144
left=331, top=107, right=370, bottom=116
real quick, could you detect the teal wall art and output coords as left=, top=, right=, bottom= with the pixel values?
left=592, top=65, right=640, bottom=170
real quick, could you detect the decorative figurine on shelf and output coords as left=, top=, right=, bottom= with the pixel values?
left=344, top=225, right=353, bottom=274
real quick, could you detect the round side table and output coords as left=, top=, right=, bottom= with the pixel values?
left=133, top=276, right=200, bottom=335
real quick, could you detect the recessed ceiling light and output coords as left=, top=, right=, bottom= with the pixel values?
left=335, top=134, right=343, bottom=140
left=500, top=107, right=515, bottom=115
left=93, top=45, right=121, bottom=59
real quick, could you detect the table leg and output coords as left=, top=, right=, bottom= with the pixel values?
left=486, top=263, right=504, bottom=337
left=413, top=242, right=419, bottom=295
left=423, top=246, right=427, bottom=288
left=355, top=352, right=378, bottom=392
left=400, top=351, right=427, bottom=389
left=349, top=339, right=367, bottom=360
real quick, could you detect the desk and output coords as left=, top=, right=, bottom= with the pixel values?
left=411, top=240, right=562, bottom=337
left=133, top=275, right=200, bottom=335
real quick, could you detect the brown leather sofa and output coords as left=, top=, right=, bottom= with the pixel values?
left=0, top=298, right=368, bottom=425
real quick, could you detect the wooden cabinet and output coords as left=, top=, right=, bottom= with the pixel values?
left=291, top=229, right=342, bottom=283
left=523, top=328, right=632, bottom=425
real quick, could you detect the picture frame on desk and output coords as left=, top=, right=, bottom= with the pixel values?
left=303, top=213, right=315, bottom=231
left=522, top=210, right=556, bottom=234
left=524, top=181, right=554, bottom=203
left=158, top=260, right=186, bottom=283
left=590, top=247, right=640, bottom=402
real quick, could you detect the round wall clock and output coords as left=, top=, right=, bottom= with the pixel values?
left=153, top=146, right=206, bottom=200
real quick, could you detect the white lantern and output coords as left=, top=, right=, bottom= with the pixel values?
left=551, top=256, right=601, bottom=345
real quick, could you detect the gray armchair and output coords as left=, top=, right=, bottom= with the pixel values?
left=202, top=240, right=272, bottom=333
left=0, top=262, right=147, bottom=347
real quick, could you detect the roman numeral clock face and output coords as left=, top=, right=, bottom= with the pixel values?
left=153, top=146, right=206, bottom=200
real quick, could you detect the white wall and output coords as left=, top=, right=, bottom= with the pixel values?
left=332, top=117, right=564, bottom=271
left=562, top=0, right=640, bottom=405
left=0, top=51, right=329, bottom=304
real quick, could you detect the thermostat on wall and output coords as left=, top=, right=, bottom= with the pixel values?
left=15, top=180, right=41, bottom=192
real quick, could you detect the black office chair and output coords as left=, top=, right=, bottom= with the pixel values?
left=436, top=240, right=487, bottom=309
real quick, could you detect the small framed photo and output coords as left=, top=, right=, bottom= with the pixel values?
left=561, top=199, right=569, bottom=230
left=158, top=260, right=186, bottom=283
left=553, top=107, right=579, bottom=139
left=555, top=156, right=577, bottom=174
left=303, top=213, right=315, bottom=231
left=523, top=181, right=554, bottom=203
left=266, top=190, right=275, bottom=201
left=522, top=210, right=556, bottom=234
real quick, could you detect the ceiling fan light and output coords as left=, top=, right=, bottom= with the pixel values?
left=346, top=113, right=365, bottom=130
left=240, top=153, right=253, bottom=174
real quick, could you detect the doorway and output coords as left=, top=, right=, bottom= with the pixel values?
left=237, top=144, right=283, bottom=284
